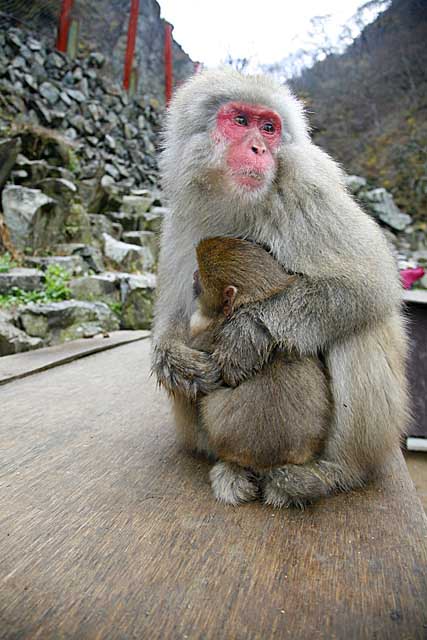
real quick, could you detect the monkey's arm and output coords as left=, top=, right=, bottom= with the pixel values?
left=151, top=311, right=222, bottom=398
left=214, top=264, right=401, bottom=386
left=152, top=215, right=224, bottom=398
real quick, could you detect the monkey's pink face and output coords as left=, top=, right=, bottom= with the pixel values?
left=214, top=102, right=282, bottom=190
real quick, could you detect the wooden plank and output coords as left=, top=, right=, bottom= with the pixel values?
left=405, top=301, right=427, bottom=438
left=0, top=339, right=427, bottom=640
left=0, top=330, right=149, bottom=386
left=403, top=290, right=427, bottom=305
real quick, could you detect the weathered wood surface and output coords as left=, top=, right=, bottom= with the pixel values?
left=0, top=330, right=149, bottom=386
left=1, top=339, right=427, bottom=640
left=405, top=299, right=427, bottom=438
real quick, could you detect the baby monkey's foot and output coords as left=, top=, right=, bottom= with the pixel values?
left=210, top=462, right=259, bottom=505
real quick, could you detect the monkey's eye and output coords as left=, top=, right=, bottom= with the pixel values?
left=262, top=122, right=275, bottom=134
left=234, top=115, right=248, bottom=126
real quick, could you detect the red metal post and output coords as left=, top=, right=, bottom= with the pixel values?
left=56, top=0, right=73, bottom=53
left=123, top=0, right=140, bottom=92
left=164, top=23, right=173, bottom=106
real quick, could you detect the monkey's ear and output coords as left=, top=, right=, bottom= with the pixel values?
left=223, top=285, right=238, bottom=317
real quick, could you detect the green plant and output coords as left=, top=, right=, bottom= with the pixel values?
left=108, top=301, right=122, bottom=317
left=0, top=264, right=71, bottom=308
left=44, top=265, right=71, bottom=301
left=0, top=287, right=44, bottom=307
left=67, top=149, right=81, bottom=175
left=0, top=253, right=16, bottom=273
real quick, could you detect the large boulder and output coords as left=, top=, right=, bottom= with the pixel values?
left=1, top=185, right=55, bottom=251
left=0, top=310, right=43, bottom=356
left=102, top=233, right=155, bottom=272
left=69, top=273, right=120, bottom=304
left=0, top=268, right=43, bottom=294
left=56, top=243, right=105, bottom=273
left=121, top=273, right=157, bottom=330
left=18, top=300, right=119, bottom=344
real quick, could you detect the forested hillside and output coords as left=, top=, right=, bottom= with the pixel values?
left=292, top=0, right=427, bottom=221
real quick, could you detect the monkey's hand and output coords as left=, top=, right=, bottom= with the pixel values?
left=152, top=341, right=222, bottom=399
left=212, top=310, right=274, bottom=387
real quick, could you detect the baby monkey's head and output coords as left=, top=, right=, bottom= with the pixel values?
left=191, top=237, right=295, bottom=337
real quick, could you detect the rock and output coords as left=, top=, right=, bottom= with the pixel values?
left=15, top=155, right=51, bottom=183
left=24, top=73, right=38, bottom=91
left=122, top=230, right=159, bottom=261
left=105, top=135, right=116, bottom=150
left=25, top=255, right=88, bottom=276
left=46, top=52, right=66, bottom=69
left=141, top=207, right=167, bottom=233
left=413, top=249, right=427, bottom=264
left=345, top=175, right=367, bottom=194
left=39, top=81, right=60, bottom=105
left=56, top=243, right=105, bottom=273
left=18, top=300, right=119, bottom=344
left=89, top=214, right=122, bottom=242
left=69, top=274, right=120, bottom=304
left=64, top=203, right=93, bottom=244
left=88, top=52, right=105, bottom=68
left=0, top=137, right=21, bottom=190
left=105, top=211, right=137, bottom=231
left=105, top=164, right=120, bottom=181
left=0, top=268, right=43, bottom=294
left=121, top=273, right=157, bottom=330
left=361, top=188, right=412, bottom=231
left=66, top=89, right=86, bottom=103
left=122, top=195, right=153, bottom=216
left=102, top=233, right=155, bottom=272
left=0, top=311, right=43, bottom=356
left=1, top=185, right=55, bottom=251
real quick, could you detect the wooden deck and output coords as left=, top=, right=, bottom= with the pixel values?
left=1, top=336, right=427, bottom=639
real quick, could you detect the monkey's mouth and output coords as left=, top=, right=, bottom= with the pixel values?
left=232, top=169, right=265, bottom=189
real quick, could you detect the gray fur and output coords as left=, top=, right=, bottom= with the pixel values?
left=152, top=68, right=409, bottom=507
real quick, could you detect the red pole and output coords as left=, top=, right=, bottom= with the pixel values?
left=164, top=23, right=173, bottom=106
left=56, top=0, right=73, bottom=53
left=123, top=0, right=140, bottom=92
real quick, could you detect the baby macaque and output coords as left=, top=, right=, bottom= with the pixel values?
left=190, top=237, right=332, bottom=478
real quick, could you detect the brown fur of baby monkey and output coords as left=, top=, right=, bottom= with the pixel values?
left=188, top=237, right=331, bottom=471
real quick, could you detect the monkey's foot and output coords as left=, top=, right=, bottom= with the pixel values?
left=210, top=462, right=259, bottom=505
left=262, top=462, right=344, bottom=509
left=262, top=480, right=305, bottom=510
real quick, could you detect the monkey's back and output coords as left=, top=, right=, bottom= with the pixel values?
left=200, top=351, right=331, bottom=470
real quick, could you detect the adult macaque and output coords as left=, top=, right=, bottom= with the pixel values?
left=188, top=237, right=331, bottom=505
left=152, top=69, right=408, bottom=507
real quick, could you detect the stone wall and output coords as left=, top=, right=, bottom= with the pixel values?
left=0, top=22, right=167, bottom=356
left=0, top=0, right=194, bottom=103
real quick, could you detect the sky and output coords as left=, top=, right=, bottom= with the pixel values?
left=159, top=1, right=376, bottom=68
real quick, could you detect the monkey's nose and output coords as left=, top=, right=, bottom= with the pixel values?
left=251, top=143, right=266, bottom=155
left=251, top=142, right=266, bottom=156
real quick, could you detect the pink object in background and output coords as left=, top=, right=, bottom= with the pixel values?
left=400, top=267, right=425, bottom=289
